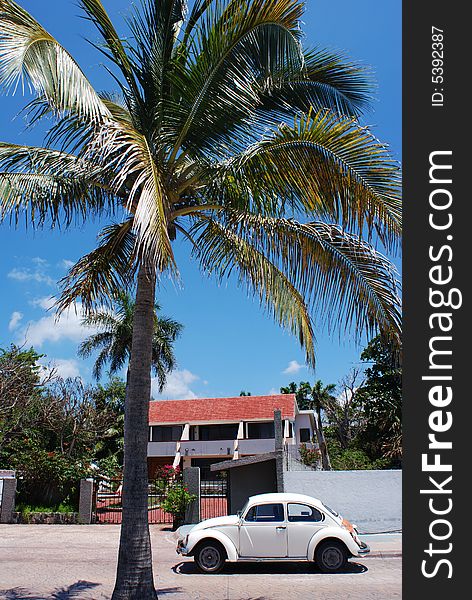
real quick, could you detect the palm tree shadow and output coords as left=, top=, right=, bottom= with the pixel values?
left=173, top=561, right=368, bottom=576
left=0, top=581, right=101, bottom=600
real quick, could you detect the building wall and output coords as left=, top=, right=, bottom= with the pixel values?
left=229, top=460, right=277, bottom=513
left=283, top=469, right=401, bottom=534
left=293, top=413, right=313, bottom=444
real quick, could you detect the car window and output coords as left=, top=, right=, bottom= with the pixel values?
left=245, top=503, right=284, bottom=522
left=287, top=503, right=324, bottom=522
left=322, top=503, right=340, bottom=518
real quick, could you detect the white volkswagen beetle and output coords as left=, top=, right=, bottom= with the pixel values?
left=176, top=492, right=370, bottom=573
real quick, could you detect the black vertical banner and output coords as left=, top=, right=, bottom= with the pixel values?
left=403, top=2, right=468, bottom=598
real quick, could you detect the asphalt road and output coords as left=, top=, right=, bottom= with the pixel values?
left=0, top=525, right=401, bottom=599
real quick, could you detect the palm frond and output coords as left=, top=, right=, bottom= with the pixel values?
left=0, top=142, right=115, bottom=226
left=169, top=0, right=305, bottom=160
left=191, top=214, right=316, bottom=367
left=78, top=331, right=114, bottom=358
left=192, top=212, right=401, bottom=346
left=57, top=219, right=137, bottom=313
left=256, top=47, right=374, bottom=120
left=92, top=121, right=175, bottom=270
left=217, top=109, right=401, bottom=250
left=0, top=0, right=109, bottom=119
left=79, top=0, right=138, bottom=96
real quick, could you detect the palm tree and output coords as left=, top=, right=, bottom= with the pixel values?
left=78, top=291, right=182, bottom=391
left=281, top=379, right=335, bottom=469
left=310, top=380, right=336, bottom=470
left=0, top=1, right=402, bottom=597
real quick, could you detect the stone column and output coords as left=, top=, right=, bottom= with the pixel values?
left=78, top=479, right=94, bottom=524
left=274, top=410, right=284, bottom=492
left=183, top=467, right=200, bottom=524
left=0, top=478, right=17, bottom=524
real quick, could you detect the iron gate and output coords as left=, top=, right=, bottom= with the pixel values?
left=93, top=479, right=173, bottom=524
left=200, top=477, right=229, bottom=520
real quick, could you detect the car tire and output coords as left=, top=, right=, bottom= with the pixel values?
left=315, top=540, right=348, bottom=573
left=194, top=541, right=226, bottom=574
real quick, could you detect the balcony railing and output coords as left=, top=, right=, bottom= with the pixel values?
left=148, top=437, right=309, bottom=458
left=179, top=440, right=235, bottom=457
left=148, top=441, right=177, bottom=457
left=238, top=438, right=276, bottom=454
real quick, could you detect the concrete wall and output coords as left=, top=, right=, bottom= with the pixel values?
left=229, top=459, right=277, bottom=514
left=293, top=413, right=313, bottom=444
left=283, top=470, right=401, bottom=534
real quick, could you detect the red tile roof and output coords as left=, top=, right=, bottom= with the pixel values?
left=149, top=394, right=296, bottom=424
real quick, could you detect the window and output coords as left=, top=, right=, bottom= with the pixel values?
left=299, top=428, right=311, bottom=443
left=191, top=458, right=227, bottom=480
left=150, top=425, right=182, bottom=442
left=287, top=503, right=323, bottom=523
left=247, top=422, right=275, bottom=439
left=245, top=503, right=284, bottom=522
left=199, top=424, right=239, bottom=441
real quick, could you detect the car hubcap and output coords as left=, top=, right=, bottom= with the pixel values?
left=201, top=547, right=220, bottom=570
left=322, top=547, right=343, bottom=569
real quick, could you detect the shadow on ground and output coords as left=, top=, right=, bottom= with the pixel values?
left=172, top=561, right=368, bottom=576
left=0, top=581, right=102, bottom=600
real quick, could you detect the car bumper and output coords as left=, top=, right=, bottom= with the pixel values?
left=356, top=542, right=370, bottom=556
left=176, top=541, right=190, bottom=556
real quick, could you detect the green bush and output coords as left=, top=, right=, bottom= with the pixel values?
left=16, top=501, right=76, bottom=515
left=160, top=483, right=196, bottom=519
left=299, top=443, right=321, bottom=467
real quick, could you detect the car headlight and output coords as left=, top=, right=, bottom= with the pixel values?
left=341, top=518, right=354, bottom=533
left=342, top=518, right=362, bottom=545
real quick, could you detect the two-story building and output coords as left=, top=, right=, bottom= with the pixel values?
left=147, top=394, right=316, bottom=479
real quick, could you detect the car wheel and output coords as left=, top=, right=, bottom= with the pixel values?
left=194, top=541, right=226, bottom=574
left=315, top=540, right=348, bottom=573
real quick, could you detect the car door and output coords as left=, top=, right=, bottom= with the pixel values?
left=239, top=503, right=287, bottom=558
left=286, top=503, right=325, bottom=558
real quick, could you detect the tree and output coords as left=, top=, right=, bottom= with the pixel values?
left=356, top=335, right=402, bottom=463
left=1, top=359, right=115, bottom=507
left=78, top=291, right=182, bottom=391
left=0, top=345, right=46, bottom=453
left=323, top=368, right=366, bottom=450
left=92, top=377, right=126, bottom=471
left=0, top=1, right=401, bottom=597
left=281, top=379, right=335, bottom=470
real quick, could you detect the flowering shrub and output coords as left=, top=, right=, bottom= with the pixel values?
left=160, top=483, right=196, bottom=521
left=299, top=443, right=321, bottom=467
left=153, top=464, right=181, bottom=494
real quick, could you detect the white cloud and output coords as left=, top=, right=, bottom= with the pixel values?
left=60, top=259, right=75, bottom=269
left=31, top=257, right=49, bottom=267
left=8, top=311, right=23, bottom=331
left=17, top=303, right=96, bottom=348
left=268, top=387, right=279, bottom=395
left=152, top=369, right=200, bottom=400
left=30, top=296, right=55, bottom=310
left=283, top=360, right=305, bottom=375
left=8, top=268, right=55, bottom=287
left=41, top=357, right=81, bottom=379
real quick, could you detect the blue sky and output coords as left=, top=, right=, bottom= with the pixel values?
left=0, top=1, right=401, bottom=399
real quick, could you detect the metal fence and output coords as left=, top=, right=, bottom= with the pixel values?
left=200, top=478, right=228, bottom=520
left=93, top=479, right=173, bottom=524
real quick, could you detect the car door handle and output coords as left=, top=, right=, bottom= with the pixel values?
left=276, top=526, right=286, bottom=531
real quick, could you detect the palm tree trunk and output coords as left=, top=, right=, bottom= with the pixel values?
left=112, top=265, right=158, bottom=600
left=314, top=405, right=332, bottom=471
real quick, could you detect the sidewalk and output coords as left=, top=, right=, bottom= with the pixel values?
left=361, top=533, right=402, bottom=558
left=0, top=525, right=402, bottom=600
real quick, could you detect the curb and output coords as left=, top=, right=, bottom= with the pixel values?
left=364, top=551, right=402, bottom=559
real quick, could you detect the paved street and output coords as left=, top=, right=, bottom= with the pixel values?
left=0, top=525, right=401, bottom=599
